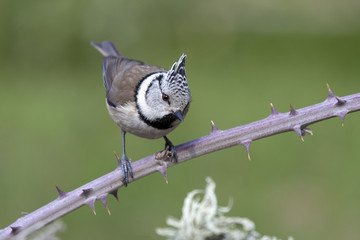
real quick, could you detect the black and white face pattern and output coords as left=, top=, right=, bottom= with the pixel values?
left=135, top=54, right=191, bottom=130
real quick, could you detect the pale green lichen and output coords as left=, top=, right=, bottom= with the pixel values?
left=156, top=177, right=293, bottom=240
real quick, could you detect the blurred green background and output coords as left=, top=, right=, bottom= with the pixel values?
left=1, top=0, right=360, bottom=239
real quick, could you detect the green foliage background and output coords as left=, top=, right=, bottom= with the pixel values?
left=1, top=1, right=360, bottom=239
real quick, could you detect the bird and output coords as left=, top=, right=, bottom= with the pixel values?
left=91, top=41, right=191, bottom=185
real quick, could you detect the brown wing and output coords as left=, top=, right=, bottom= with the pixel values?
left=92, top=41, right=166, bottom=106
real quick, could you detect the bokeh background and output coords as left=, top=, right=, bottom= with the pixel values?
left=1, top=0, right=360, bottom=239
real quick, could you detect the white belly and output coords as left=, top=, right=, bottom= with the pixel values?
left=106, top=101, right=179, bottom=139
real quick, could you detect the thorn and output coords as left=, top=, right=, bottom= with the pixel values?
left=10, top=226, right=20, bottom=235
left=98, top=194, right=111, bottom=215
left=114, top=151, right=121, bottom=167
left=270, top=103, right=280, bottom=116
left=157, top=165, right=168, bottom=184
left=335, top=97, right=346, bottom=106
left=326, top=83, right=336, bottom=99
left=91, top=205, right=96, bottom=215
left=303, top=128, right=313, bottom=136
left=241, top=140, right=252, bottom=160
left=109, top=189, right=119, bottom=202
left=289, top=104, right=298, bottom=116
left=293, top=125, right=304, bottom=142
left=106, top=206, right=111, bottom=215
left=210, top=120, right=219, bottom=134
left=81, top=188, right=93, bottom=198
left=86, top=198, right=96, bottom=215
left=55, top=185, right=67, bottom=199
left=337, top=110, right=348, bottom=127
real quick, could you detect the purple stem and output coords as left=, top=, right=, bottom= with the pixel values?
left=0, top=86, right=359, bottom=239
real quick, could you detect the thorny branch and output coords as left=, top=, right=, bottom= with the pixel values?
left=1, top=85, right=359, bottom=239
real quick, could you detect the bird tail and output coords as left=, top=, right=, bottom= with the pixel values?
left=91, top=41, right=120, bottom=57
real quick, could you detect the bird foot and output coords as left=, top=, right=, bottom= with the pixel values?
left=155, top=149, right=174, bottom=162
left=163, top=136, right=178, bottom=163
left=121, top=156, right=133, bottom=186
left=115, top=152, right=133, bottom=186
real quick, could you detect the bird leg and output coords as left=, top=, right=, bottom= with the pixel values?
left=120, top=131, right=133, bottom=186
left=163, top=136, right=178, bottom=163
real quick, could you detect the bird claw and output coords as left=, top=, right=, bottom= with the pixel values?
left=120, top=156, right=133, bottom=186
left=164, top=136, right=178, bottom=163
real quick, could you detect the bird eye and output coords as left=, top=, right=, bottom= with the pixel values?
left=162, top=93, right=170, bottom=102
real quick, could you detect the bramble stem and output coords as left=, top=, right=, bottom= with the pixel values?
left=1, top=86, right=359, bottom=239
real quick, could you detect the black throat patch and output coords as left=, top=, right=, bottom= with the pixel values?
left=138, top=112, right=178, bottom=130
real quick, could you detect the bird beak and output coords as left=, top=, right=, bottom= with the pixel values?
left=173, top=110, right=183, bottom=122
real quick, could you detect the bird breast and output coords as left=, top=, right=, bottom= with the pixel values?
left=106, top=101, right=180, bottom=139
